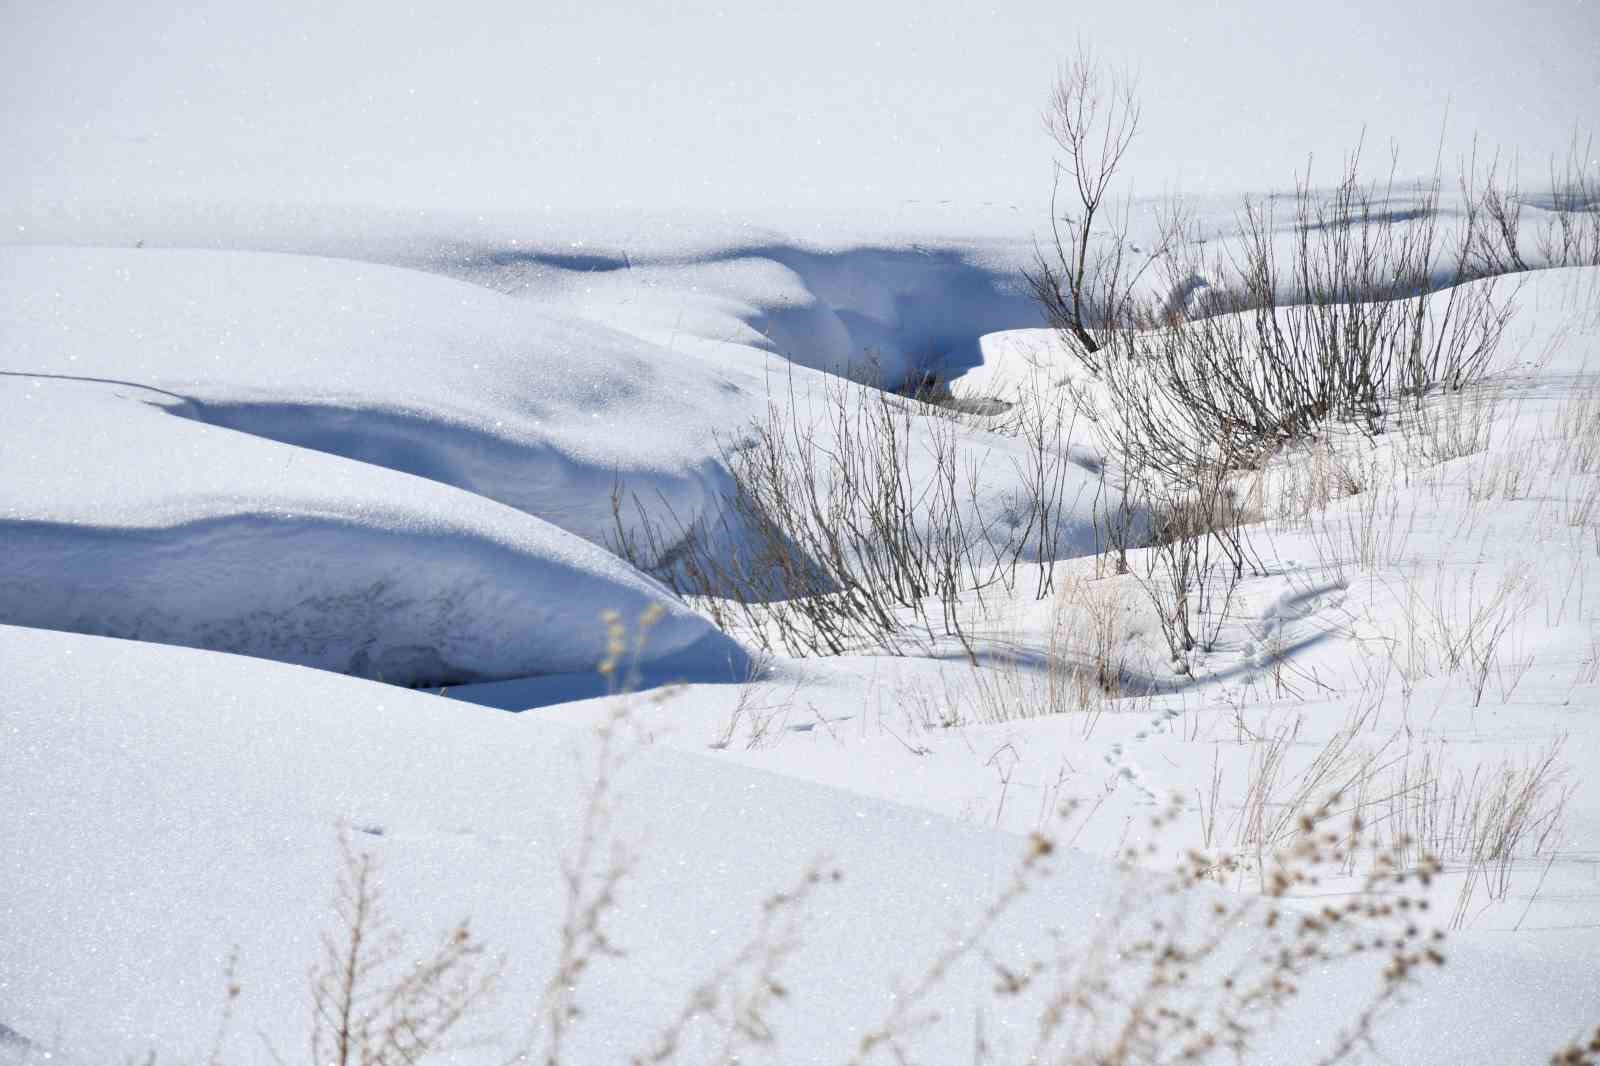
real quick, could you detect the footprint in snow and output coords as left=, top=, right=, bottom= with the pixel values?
left=1104, top=742, right=1159, bottom=803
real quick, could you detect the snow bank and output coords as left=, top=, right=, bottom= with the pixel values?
left=0, top=375, right=741, bottom=684
left=0, top=243, right=772, bottom=681
left=0, top=244, right=754, bottom=548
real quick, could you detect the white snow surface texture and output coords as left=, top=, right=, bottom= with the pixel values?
left=3, top=0, right=1598, bottom=1060
left=4, top=624, right=1595, bottom=1066
left=0, top=245, right=751, bottom=684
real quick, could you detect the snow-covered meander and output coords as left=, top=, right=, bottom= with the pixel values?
left=0, top=239, right=1116, bottom=683
left=4, top=233, right=1600, bottom=1061
left=506, top=267, right=1600, bottom=848
left=6, top=0, right=1599, bottom=1056
left=464, top=267, right=1600, bottom=1041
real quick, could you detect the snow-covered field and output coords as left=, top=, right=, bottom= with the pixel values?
left=4, top=2, right=1599, bottom=1063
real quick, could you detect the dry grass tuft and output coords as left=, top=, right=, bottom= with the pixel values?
left=1551, top=1025, right=1600, bottom=1066
left=306, top=830, right=502, bottom=1066
left=849, top=793, right=1451, bottom=1066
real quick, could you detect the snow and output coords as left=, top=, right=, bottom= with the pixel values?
left=4, top=0, right=1595, bottom=217
left=4, top=623, right=1597, bottom=1066
left=3, top=1, right=1599, bottom=1062
left=0, top=244, right=746, bottom=535
left=0, top=242, right=1126, bottom=683
left=0, top=372, right=744, bottom=685
left=0, top=246, right=757, bottom=684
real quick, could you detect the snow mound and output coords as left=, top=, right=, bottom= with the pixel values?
left=454, top=239, right=1042, bottom=385
left=0, top=375, right=742, bottom=685
left=0, top=243, right=750, bottom=550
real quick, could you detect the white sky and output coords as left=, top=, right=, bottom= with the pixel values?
left=2, top=0, right=1597, bottom=217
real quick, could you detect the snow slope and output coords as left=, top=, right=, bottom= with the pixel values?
left=1, top=242, right=1133, bottom=680
left=3, top=3, right=1598, bottom=1060
left=458, top=266, right=1600, bottom=955
left=0, top=246, right=761, bottom=684
left=0, top=374, right=742, bottom=685
left=4, top=624, right=1596, bottom=1066
left=3, top=0, right=1594, bottom=217
left=0, top=244, right=752, bottom=544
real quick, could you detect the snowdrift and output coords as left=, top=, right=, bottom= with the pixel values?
left=3, top=625, right=1594, bottom=1065
left=453, top=237, right=1043, bottom=385
left=0, top=246, right=758, bottom=684
left=0, top=375, right=741, bottom=684
left=0, top=244, right=750, bottom=547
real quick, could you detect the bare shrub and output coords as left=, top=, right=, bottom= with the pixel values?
left=851, top=796, right=1449, bottom=1066
left=1133, top=154, right=1515, bottom=477
left=1460, top=142, right=1529, bottom=276
left=611, top=367, right=1097, bottom=658
left=1535, top=130, right=1600, bottom=268
left=1380, top=739, right=1573, bottom=926
left=1008, top=363, right=1097, bottom=600
left=1445, top=129, right=1598, bottom=273
left=1031, top=66, right=1520, bottom=490
left=609, top=379, right=929, bottom=657
left=963, top=571, right=1149, bottom=728
left=1128, top=445, right=1261, bottom=663
left=1024, top=43, right=1157, bottom=360
left=308, top=830, right=501, bottom=1066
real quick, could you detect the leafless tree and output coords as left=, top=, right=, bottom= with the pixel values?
left=1025, top=45, right=1157, bottom=366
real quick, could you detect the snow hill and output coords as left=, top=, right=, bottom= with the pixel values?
left=3, top=1, right=1598, bottom=1063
